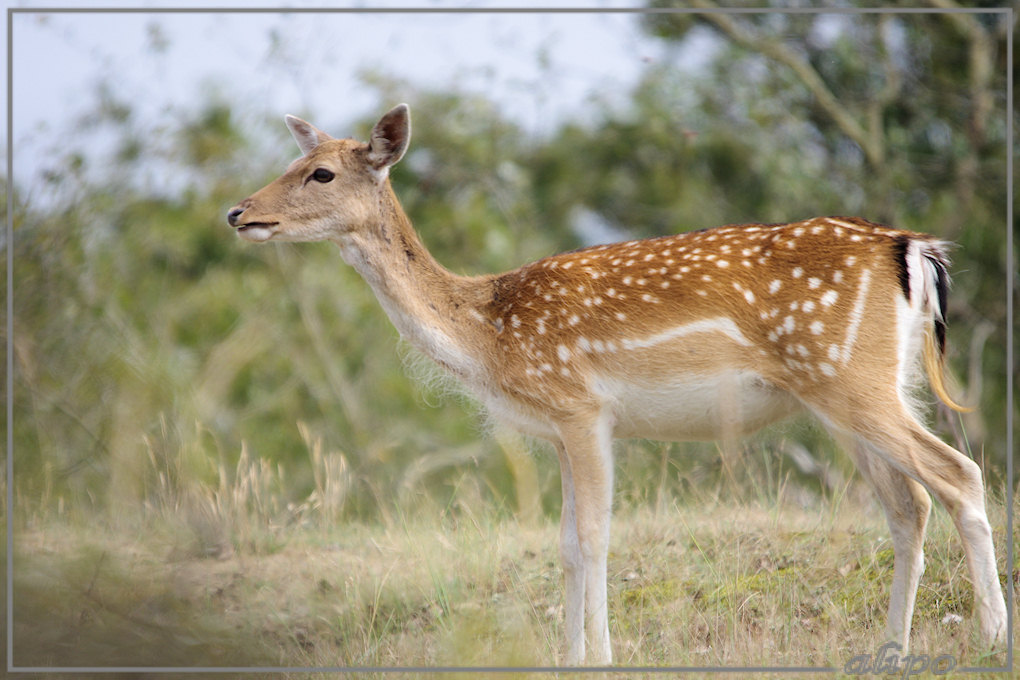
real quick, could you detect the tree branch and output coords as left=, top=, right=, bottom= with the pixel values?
left=868, top=16, right=903, bottom=163
left=689, top=0, right=884, bottom=166
left=925, top=0, right=995, bottom=146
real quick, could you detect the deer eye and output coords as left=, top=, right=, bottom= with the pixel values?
left=312, top=168, right=335, bottom=183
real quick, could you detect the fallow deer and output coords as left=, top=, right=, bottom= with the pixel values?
left=227, top=104, right=1007, bottom=665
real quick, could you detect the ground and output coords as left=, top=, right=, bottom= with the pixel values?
left=7, top=492, right=1016, bottom=678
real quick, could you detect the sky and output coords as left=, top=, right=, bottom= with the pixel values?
left=8, top=1, right=719, bottom=193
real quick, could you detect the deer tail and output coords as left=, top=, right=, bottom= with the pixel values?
left=917, top=242, right=973, bottom=413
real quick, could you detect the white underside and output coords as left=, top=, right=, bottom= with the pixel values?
left=598, top=370, right=800, bottom=441
left=476, top=369, right=801, bottom=444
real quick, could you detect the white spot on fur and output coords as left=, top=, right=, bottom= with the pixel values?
left=820, top=290, right=838, bottom=307
left=557, top=344, right=571, bottom=362
left=792, top=267, right=803, bottom=278
left=769, top=280, right=782, bottom=294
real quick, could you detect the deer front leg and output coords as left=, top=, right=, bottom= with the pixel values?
left=557, top=414, right=614, bottom=665
left=555, top=441, right=585, bottom=665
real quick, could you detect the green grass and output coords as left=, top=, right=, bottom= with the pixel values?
left=7, top=477, right=1016, bottom=677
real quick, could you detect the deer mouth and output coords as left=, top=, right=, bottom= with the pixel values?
left=236, top=221, right=277, bottom=231
left=235, top=222, right=279, bottom=242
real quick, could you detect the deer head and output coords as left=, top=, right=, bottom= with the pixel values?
left=226, top=104, right=411, bottom=244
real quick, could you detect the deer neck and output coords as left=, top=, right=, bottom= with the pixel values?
left=330, top=182, right=490, bottom=378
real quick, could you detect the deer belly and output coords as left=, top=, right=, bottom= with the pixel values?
left=597, top=370, right=800, bottom=441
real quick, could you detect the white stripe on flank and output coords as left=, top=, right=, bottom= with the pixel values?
left=621, top=317, right=752, bottom=351
left=840, top=268, right=871, bottom=363
left=824, top=217, right=866, bottom=231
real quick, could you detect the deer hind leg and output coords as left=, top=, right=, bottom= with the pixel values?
left=820, top=402, right=1007, bottom=649
left=555, top=414, right=614, bottom=665
left=836, top=432, right=931, bottom=651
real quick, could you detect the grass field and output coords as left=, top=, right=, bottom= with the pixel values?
left=7, top=463, right=1016, bottom=678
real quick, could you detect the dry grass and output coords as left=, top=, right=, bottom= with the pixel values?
left=6, top=422, right=1015, bottom=677
left=8, top=476, right=1016, bottom=678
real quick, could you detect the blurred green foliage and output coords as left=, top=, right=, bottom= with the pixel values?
left=7, top=8, right=1013, bottom=533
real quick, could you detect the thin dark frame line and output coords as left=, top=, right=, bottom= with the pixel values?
left=5, top=6, right=1015, bottom=14
left=6, top=6, right=14, bottom=677
left=1004, top=4, right=1015, bottom=675
left=9, top=665, right=839, bottom=674
left=5, top=4, right=1014, bottom=675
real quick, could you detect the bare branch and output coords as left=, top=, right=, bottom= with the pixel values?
left=689, top=0, right=884, bottom=166
left=925, top=0, right=996, bottom=146
left=868, top=16, right=904, bottom=162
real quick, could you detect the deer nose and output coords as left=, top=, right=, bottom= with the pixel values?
left=227, top=207, right=245, bottom=227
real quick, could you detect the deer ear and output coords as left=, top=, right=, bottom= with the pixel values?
left=367, top=104, right=411, bottom=171
left=285, top=115, right=332, bottom=155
